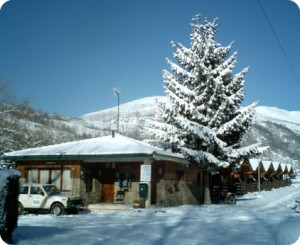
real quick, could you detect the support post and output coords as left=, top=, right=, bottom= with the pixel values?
left=140, top=158, right=152, bottom=208
left=258, top=159, right=261, bottom=193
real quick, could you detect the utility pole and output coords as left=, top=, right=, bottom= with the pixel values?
left=113, top=88, right=120, bottom=132
left=258, top=159, right=261, bottom=193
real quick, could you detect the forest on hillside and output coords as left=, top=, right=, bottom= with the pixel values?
left=0, top=83, right=97, bottom=155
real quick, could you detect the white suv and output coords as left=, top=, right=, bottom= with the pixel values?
left=18, top=183, right=84, bottom=216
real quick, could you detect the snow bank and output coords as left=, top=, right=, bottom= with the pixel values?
left=276, top=217, right=300, bottom=245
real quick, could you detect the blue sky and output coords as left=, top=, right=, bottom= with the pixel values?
left=0, top=0, right=299, bottom=117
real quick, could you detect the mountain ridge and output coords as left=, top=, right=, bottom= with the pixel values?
left=81, top=96, right=300, bottom=132
left=80, top=96, right=300, bottom=167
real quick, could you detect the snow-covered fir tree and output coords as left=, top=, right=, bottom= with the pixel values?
left=148, top=15, right=264, bottom=204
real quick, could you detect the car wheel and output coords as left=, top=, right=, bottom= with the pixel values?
left=50, top=203, right=65, bottom=216
left=227, top=196, right=236, bottom=205
left=18, top=202, right=24, bottom=215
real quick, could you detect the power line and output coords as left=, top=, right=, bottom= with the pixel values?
left=257, top=0, right=300, bottom=86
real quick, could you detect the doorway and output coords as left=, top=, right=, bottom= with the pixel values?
left=101, top=169, right=115, bottom=203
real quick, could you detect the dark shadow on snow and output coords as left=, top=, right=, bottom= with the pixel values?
left=12, top=225, right=71, bottom=244
left=236, top=197, right=258, bottom=201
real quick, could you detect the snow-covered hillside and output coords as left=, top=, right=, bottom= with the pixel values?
left=80, top=96, right=300, bottom=167
left=80, top=96, right=300, bottom=137
left=82, top=96, right=167, bottom=119
left=81, top=96, right=300, bottom=134
left=81, top=96, right=167, bottom=123
left=80, top=96, right=300, bottom=133
left=255, top=106, right=300, bottom=134
left=80, top=96, right=167, bottom=139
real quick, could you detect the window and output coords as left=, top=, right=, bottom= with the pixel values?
left=176, top=170, right=184, bottom=181
left=51, top=169, right=61, bottom=189
left=173, top=170, right=184, bottom=192
left=26, top=168, right=72, bottom=191
left=86, top=178, right=93, bottom=192
left=19, top=186, right=29, bottom=194
left=30, top=187, right=42, bottom=195
left=40, top=170, right=50, bottom=184
left=28, top=169, right=38, bottom=183
left=62, top=168, right=71, bottom=191
left=197, top=173, right=201, bottom=186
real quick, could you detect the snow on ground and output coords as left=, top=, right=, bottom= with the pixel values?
left=10, top=185, right=300, bottom=245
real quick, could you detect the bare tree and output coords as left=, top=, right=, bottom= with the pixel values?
left=0, top=83, right=20, bottom=154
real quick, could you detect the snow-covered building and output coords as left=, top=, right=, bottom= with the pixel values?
left=211, top=159, right=293, bottom=197
left=3, top=134, right=204, bottom=207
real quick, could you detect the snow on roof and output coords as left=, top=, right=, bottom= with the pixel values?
left=4, top=134, right=184, bottom=161
left=281, top=163, right=287, bottom=172
left=249, top=159, right=260, bottom=171
left=246, top=160, right=291, bottom=173
left=262, top=161, right=272, bottom=171
left=272, top=161, right=281, bottom=171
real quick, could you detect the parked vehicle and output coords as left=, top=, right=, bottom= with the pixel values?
left=218, top=191, right=236, bottom=205
left=18, top=183, right=84, bottom=216
left=211, top=186, right=237, bottom=205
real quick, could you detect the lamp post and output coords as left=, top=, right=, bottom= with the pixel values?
left=113, top=88, right=120, bottom=132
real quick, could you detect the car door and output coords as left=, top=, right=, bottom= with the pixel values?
left=26, top=186, right=45, bottom=209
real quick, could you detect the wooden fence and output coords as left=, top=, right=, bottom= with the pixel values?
left=234, top=179, right=292, bottom=195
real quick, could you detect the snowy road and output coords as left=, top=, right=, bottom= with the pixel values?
left=12, top=185, right=300, bottom=245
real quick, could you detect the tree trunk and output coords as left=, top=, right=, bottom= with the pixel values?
left=203, top=171, right=211, bottom=205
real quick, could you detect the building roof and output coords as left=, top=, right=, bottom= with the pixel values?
left=3, top=134, right=186, bottom=163
left=286, top=164, right=292, bottom=172
left=272, top=161, right=282, bottom=172
left=262, top=161, right=272, bottom=171
left=249, top=159, right=260, bottom=171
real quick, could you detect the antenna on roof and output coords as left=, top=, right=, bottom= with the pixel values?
left=113, top=88, right=121, bottom=133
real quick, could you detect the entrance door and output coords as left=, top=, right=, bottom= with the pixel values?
left=101, top=169, right=115, bottom=203
left=102, top=184, right=114, bottom=203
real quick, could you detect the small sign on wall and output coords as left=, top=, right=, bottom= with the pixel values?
left=140, top=165, right=151, bottom=182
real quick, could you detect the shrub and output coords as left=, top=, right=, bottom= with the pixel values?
left=0, top=169, right=20, bottom=244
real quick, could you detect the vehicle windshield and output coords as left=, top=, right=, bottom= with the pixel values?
left=43, top=185, right=60, bottom=195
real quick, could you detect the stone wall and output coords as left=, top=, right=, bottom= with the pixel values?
left=80, top=178, right=101, bottom=205
left=113, top=181, right=140, bottom=204
left=71, top=178, right=80, bottom=196
left=156, top=179, right=203, bottom=206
